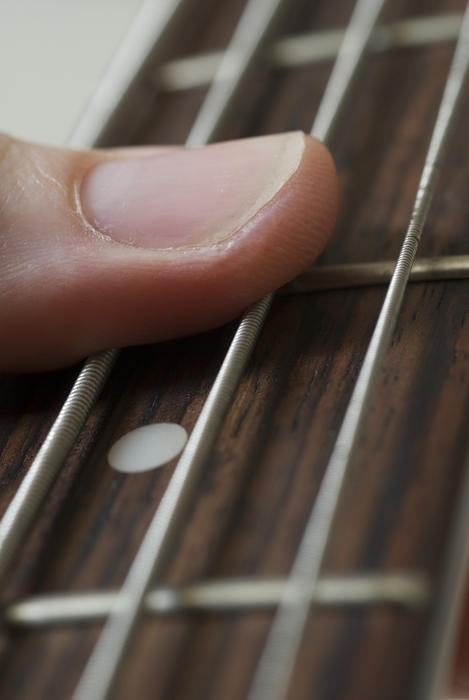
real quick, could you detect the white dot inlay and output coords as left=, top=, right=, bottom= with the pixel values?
left=108, top=423, right=188, bottom=474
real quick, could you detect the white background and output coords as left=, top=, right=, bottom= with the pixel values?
left=0, top=0, right=141, bottom=145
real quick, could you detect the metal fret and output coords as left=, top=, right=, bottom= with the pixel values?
left=71, top=1, right=387, bottom=699
left=3, top=573, right=430, bottom=627
left=156, top=13, right=463, bottom=92
left=247, top=6, right=469, bottom=700
left=282, top=254, right=469, bottom=292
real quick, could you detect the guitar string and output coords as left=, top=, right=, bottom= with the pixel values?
left=0, top=0, right=186, bottom=590
left=246, top=5, right=469, bottom=700
left=71, top=1, right=388, bottom=699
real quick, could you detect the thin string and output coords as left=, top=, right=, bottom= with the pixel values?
left=0, top=350, right=118, bottom=586
left=247, top=5, right=469, bottom=700
left=311, top=0, right=386, bottom=143
left=186, top=0, right=287, bottom=147
left=71, top=1, right=387, bottom=699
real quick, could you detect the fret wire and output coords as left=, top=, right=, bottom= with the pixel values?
left=281, top=254, right=469, bottom=292
left=247, top=6, right=469, bottom=700
left=0, top=0, right=186, bottom=592
left=72, top=1, right=387, bottom=698
left=4, top=573, right=431, bottom=628
left=156, top=13, right=462, bottom=92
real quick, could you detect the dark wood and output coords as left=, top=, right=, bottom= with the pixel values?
left=1, top=0, right=469, bottom=698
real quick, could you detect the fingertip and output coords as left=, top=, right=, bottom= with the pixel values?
left=0, top=132, right=338, bottom=370
left=114, top=131, right=338, bottom=345
left=302, top=133, right=339, bottom=255
left=193, top=131, right=338, bottom=307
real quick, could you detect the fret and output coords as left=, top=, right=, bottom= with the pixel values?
left=157, top=13, right=463, bottom=92
left=4, top=573, right=431, bottom=627
left=284, top=255, right=469, bottom=292
left=1, top=1, right=469, bottom=699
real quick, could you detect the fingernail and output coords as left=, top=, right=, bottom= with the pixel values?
left=80, top=132, right=305, bottom=249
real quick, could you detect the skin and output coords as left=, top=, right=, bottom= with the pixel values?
left=0, top=131, right=467, bottom=693
left=0, top=132, right=337, bottom=371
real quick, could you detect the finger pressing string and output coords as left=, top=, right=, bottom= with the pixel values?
left=0, top=131, right=337, bottom=371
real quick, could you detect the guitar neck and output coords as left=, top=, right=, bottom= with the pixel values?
left=1, top=1, right=469, bottom=699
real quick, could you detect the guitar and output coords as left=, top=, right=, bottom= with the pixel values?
left=1, top=0, right=469, bottom=698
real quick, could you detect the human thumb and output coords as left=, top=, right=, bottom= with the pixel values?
left=0, top=131, right=337, bottom=371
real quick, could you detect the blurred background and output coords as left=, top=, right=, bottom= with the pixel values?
left=0, top=0, right=141, bottom=145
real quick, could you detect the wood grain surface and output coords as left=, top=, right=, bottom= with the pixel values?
left=1, top=0, right=469, bottom=698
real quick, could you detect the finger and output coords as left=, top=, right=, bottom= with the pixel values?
left=0, top=131, right=337, bottom=371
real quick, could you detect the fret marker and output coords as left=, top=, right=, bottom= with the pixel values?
left=108, top=423, right=188, bottom=474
